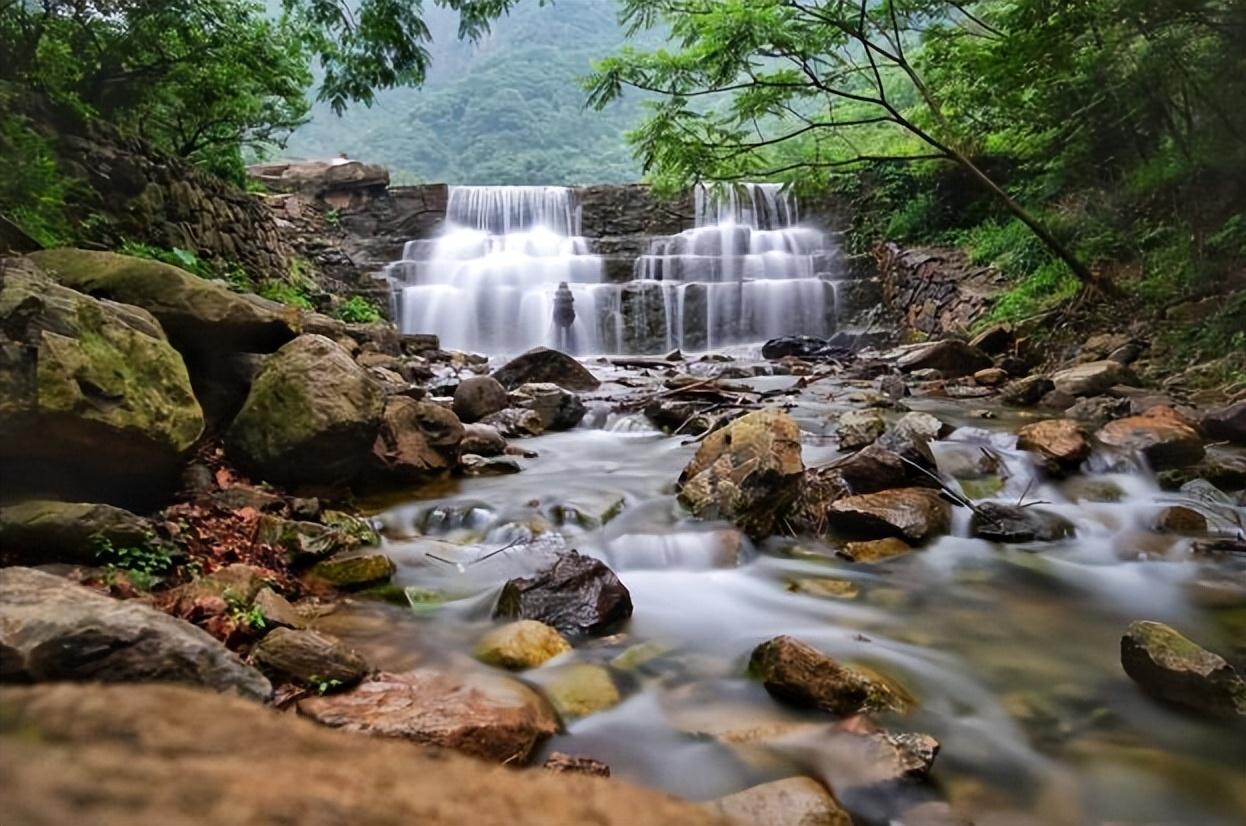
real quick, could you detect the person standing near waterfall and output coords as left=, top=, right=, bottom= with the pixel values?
left=553, top=281, right=576, bottom=352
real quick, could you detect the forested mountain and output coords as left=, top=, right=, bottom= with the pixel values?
left=283, top=0, right=658, bottom=184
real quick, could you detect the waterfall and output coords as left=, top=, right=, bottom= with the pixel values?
left=386, top=182, right=836, bottom=355
left=386, top=186, right=609, bottom=354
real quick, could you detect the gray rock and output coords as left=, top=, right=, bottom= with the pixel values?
left=452, top=376, right=510, bottom=423
left=252, top=627, right=369, bottom=688
left=1202, top=401, right=1246, bottom=445
left=492, top=347, right=601, bottom=391
left=896, top=339, right=992, bottom=378
left=494, top=550, right=633, bottom=638
left=0, top=500, right=152, bottom=565
left=1051, top=360, right=1138, bottom=397
left=969, top=502, right=1074, bottom=542
left=460, top=423, right=507, bottom=456
left=826, top=488, right=951, bottom=542
left=482, top=407, right=545, bottom=438
left=1001, top=375, right=1054, bottom=407
left=0, top=567, right=269, bottom=700
left=836, top=409, right=886, bottom=450
left=460, top=454, right=523, bottom=476
left=513, top=382, right=586, bottom=430
left=748, top=635, right=909, bottom=715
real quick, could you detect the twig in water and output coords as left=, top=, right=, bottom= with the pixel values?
left=896, top=453, right=1001, bottom=526
left=468, top=537, right=527, bottom=567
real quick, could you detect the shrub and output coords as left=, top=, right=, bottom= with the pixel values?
left=335, top=295, right=382, bottom=323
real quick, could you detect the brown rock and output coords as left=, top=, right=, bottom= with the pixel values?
left=1051, top=360, right=1138, bottom=397
left=826, top=488, right=951, bottom=542
left=461, top=422, right=508, bottom=456
left=1154, top=506, right=1208, bottom=534
left=835, top=409, right=886, bottom=450
left=482, top=407, right=546, bottom=438
left=297, top=668, right=561, bottom=763
left=494, top=550, right=633, bottom=638
left=969, top=324, right=1013, bottom=355
left=1120, top=621, right=1246, bottom=718
left=1016, top=419, right=1091, bottom=472
left=544, top=753, right=611, bottom=777
left=453, top=376, right=510, bottom=423
left=1202, top=401, right=1246, bottom=445
left=1001, top=375, right=1054, bottom=407
left=835, top=445, right=910, bottom=493
left=839, top=537, right=912, bottom=563
left=973, top=367, right=1008, bottom=387
left=252, top=628, right=369, bottom=688
left=896, top=340, right=992, bottom=378
left=705, top=777, right=851, bottom=826
left=1097, top=406, right=1205, bottom=470
left=371, top=397, right=464, bottom=481
left=492, top=347, right=601, bottom=391
left=748, top=636, right=909, bottom=716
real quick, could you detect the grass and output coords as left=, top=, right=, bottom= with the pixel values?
left=335, top=295, right=382, bottom=323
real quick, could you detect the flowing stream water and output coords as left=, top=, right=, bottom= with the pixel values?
left=323, top=359, right=1245, bottom=826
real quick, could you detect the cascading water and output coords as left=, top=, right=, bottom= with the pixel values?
left=386, top=183, right=840, bottom=355
left=385, top=186, right=608, bottom=353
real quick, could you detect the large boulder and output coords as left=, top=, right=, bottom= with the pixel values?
left=826, top=488, right=951, bottom=542
left=453, top=376, right=510, bottom=423
left=749, top=635, right=909, bottom=716
left=1096, top=406, right=1205, bottom=470
left=0, top=262, right=204, bottom=504
left=1201, top=401, right=1246, bottom=445
left=0, top=500, right=151, bottom=565
left=514, top=382, right=586, bottom=430
left=226, top=335, right=384, bottom=485
left=492, top=347, right=601, bottom=391
left=297, top=667, right=560, bottom=764
left=28, top=249, right=297, bottom=353
left=1120, top=621, right=1245, bottom=718
left=1051, top=360, right=1138, bottom=397
left=370, top=397, right=464, bottom=482
left=494, top=550, right=633, bottom=638
left=0, top=567, right=270, bottom=700
left=1016, top=419, right=1092, bottom=473
left=896, top=340, right=992, bottom=378
left=677, top=408, right=805, bottom=537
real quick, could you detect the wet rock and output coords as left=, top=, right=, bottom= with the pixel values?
left=969, top=502, right=1074, bottom=543
left=1051, top=360, right=1138, bottom=397
left=1154, top=506, right=1208, bottom=534
left=227, top=335, right=384, bottom=485
left=973, top=367, right=1008, bottom=387
left=786, top=577, right=859, bottom=600
left=788, top=467, right=851, bottom=536
left=543, top=752, right=611, bottom=777
left=533, top=663, right=621, bottom=719
left=452, top=375, right=510, bottom=423
left=252, top=587, right=305, bottom=630
left=1038, top=388, right=1077, bottom=411
left=309, top=552, right=395, bottom=589
left=482, top=407, right=546, bottom=438
left=1120, top=620, right=1246, bottom=717
left=252, top=628, right=369, bottom=688
left=836, top=445, right=910, bottom=493
left=877, top=412, right=947, bottom=467
left=492, top=347, right=601, bottom=391
left=1016, top=419, right=1092, bottom=473
left=460, top=422, right=508, bottom=456
left=897, top=340, right=992, bottom=378
left=460, top=454, right=523, bottom=476
left=644, top=399, right=716, bottom=435
left=1202, top=401, right=1246, bottom=445
left=762, top=335, right=831, bottom=360
left=969, top=323, right=1014, bottom=355
left=370, top=396, right=464, bottom=482
left=0, top=567, right=269, bottom=700
left=1066, top=395, right=1132, bottom=427
left=835, top=409, right=886, bottom=450
left=677, top=409, right=805, bottom=537
left=749, top=635, right=909, bottom=715
left=826, top=488, right=951, bottom=542
left=1155, top=456, right=1246, bottom=492
left=297, top=667, right=560, bottom=763
left=0, top=500, right=152, bottom=565
left=0, top=263, right=204, bottom=504
left=819, top=728, right=941, bottom=788
left=877, top=373, right=909, bottom=400
left=1078, top=332, right=1135, bottom=363
left=474, top=620, right=571, bottom=670
left=1001, top=375, right=1054, bottom=407
left=705, top=777, right=852, bottom=826
left=494, top=550, right=633, bottom=638
left=1096, top=406, right=1205, bottom=470
left=170, top=563, right=270, bottom=610
left=839, top=537, right=912, bottom=563
left=255, top=515, right=347, bottom=566
left=514, top=382, right=586, bottom=430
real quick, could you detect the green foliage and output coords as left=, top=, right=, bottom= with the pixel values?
left=258, top=279, right=315, bottom=310
left=0, top=103, right=77, bottom=246
left=335, top=296, right=382, bottom=324
left=323, top=208, right=341, bottom=227
left=92, top=533, right=174, bottom=591
left=309, top=675, right=344, bottom=695
left=119, top=240, right=254, bottom=292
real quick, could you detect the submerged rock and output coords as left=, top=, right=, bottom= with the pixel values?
left=749, top=635, right=909, bottom=716
left=533, top=663, right=621, bottom=720
left=1016, top=418, right=1091, bottom=473
left=1120, top=620, right=1246, bottom=717
left=1154, top=505, right=1208, bottom=534
left=513, top=382, right=586, bottom=430
left=677, top=408, right=805, bottom=537
left=969, top=502, right=1074, bottom=543
left=494, top=550, right=633, bottom=638
left=475, top=620, right=571, bottom=670
left=0, top=567, right=269, bottom=700
left=839, top=537, right=912, bottom=563
left=897, top=340, right=992, bottom=378
left=826, top=488, right=951, bottom=542
left=252, top=628, right=370, bottom=688
left=1096, top=406, right=1205, bottom=470
left=370, top=397, right=464, bottom=481
left=226, top=334, right=384, bottom=485
left=877, top=412, right=946, bottom=467
left=1051, top=360, right=1138, bottom=397
left=786, top=577, right=860, bottom=600
left=705, top=776, right=851, bottom=826
left=297, top=667, right=560, bottom=763
left=452, top=375, right=510, bottom=423
left=0, top=500, right=152, bottom=565
left=492, top=347, right=601, bottom=391
left=835, top=409, right=886, bottom=450
left=309, top=552, right=396, bottom=589
left=460, top=454, right=523, bottom=476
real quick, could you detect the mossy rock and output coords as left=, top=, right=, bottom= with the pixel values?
left=533, top=663, right=621, bottom=720
left=309, top=552, right=396, bottom=589
left=474, top=620, right=571, bottom=670
left=0, top=500, right=152, bottom=565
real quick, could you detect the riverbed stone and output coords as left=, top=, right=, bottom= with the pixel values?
left=475, top=620, right=571, bottom=670
left=835, top=409, right=886, bottom=450
left=1201, top=401, right=1246, bottom=445
left=1051, top=360, right=1138, bottom=397
left=1096, top=406, right=1205, bottom=470
left=973, top=367, right=1008, bottom=387
left=826, top=488, right=951, bottom=542
left=482, top=407, right=546, bottom=438
left=543, top=752, right=611, bottom=777
left=453, top=375, right=510, bottom=423
left=704, top=776, right=852, bottom=826
left=513, top=382, right=586, bottom=430
left=897, top=340, right=992, bottom=378
left=297, top=667, right=560, bottom=763
left=534, top=663, right=621, bottom=719
left=252, top=628, right=369, bottom=688
left=839, top=537, right=912, bottom=563
left=494, top=550, right=633, bottom=638
left=877, top=412, right=946, bottom=467
left=226, top=334, right=384, bottom=485
left=1001, top=375, right=1054, bottom=407
left=786, top=577, right=860, bottom=600
left=0, top=567, right=270, bottom=700
left=1016, top=419, right=1092, bottom=474
left=1120, top=620, right=1246, bottom=717
left=309, top=552, right=395, bottom=589
left=460, top=422, right=508, bottom=456
left=460, top=454, right=523, bottom=476
left=749, top=635, right=909, bottom=716
left=836, top=445, right=910, bottom=493
left=251, top=587, right=305, bottom=630
left=677, top=408, right=805, bottom=537
left=969, top=502, right=1074, bottom=543
left=492, top=347, right=601, bottom=391
left=1066, top=395, right=1132, bottom=427
left=370, top=396, right=464, bottom=481
left=0, top=500, right=152, bottom=565
left=1154, top=505, right=1208, bottom=534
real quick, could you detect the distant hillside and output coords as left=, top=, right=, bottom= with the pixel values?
left=283, top=0, right=659, bottom=185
